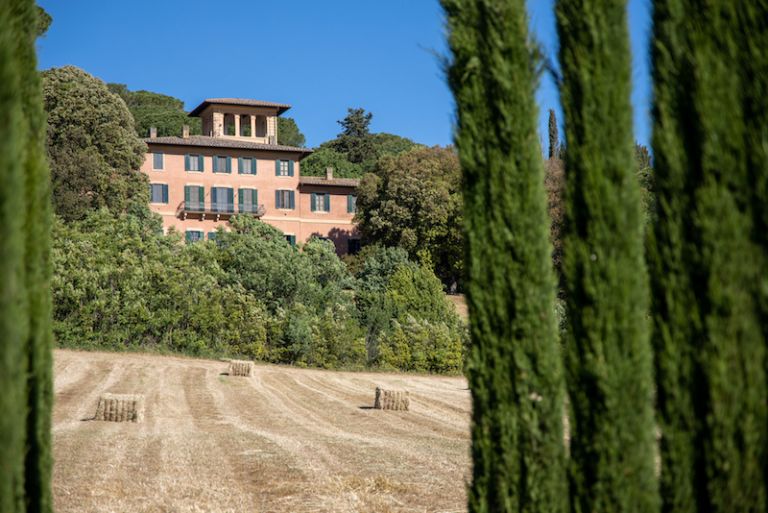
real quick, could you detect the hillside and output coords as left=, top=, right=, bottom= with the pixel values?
left=52, top=350, right=471, bottom=512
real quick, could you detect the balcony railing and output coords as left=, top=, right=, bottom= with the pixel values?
left=176, top=201, right=265, bottom=220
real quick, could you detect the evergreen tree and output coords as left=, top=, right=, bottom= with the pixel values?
left=548, top=109, right=558, bottom=159
left=442, top=1, right=567, bottom=511
left=0, top=0, right=53, bottom=511
left=650, top=1, right=767, bottom=512
left=331, top=108, right=376, bottom=164
left=556, top=1, right=658, bottom=512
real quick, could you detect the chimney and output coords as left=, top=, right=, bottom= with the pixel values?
left=182, top=124, right=190, bottom=138
left=326, top=167, right=334, bottom=180
left=149, top=126, right=157, bottom=138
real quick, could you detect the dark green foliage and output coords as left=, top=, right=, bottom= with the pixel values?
left=650, top=1, right=767, bottom=511
left=35, top=6, right=51, bottom=37
left=53, top=213, right=464, bottom=373
left=0, top=0, right=53, bottom=510
left=355, top=146, right=463, bottom=287
left=107, top=84, right=202, bottom=138
left=556, top=1, right=658, bottom=512
left=331, top=107, right=375, bottom=164
left=277, top=117, right=306, bottom=147
left=43, top=67, right=149, bottom=221
left=302, top=132, right=419, bottom=178
left=442, top=0, right=567, bottom=511
left=548, top=109, right=558, bottom=159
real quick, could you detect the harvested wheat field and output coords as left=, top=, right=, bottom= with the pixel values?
left=52, top=349, right=471, bottom=513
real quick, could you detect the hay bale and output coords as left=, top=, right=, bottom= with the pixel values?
left=228, top=359, right=253, bottom=377
left=374, top=387, right=409, bottom=411
left=94, top=393, right=145, bottom=423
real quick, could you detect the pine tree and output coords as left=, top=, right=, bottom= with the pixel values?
left=555, top=1, right=658, bottom=512
left=442, top=1, right=567, bottom=512
left=650, top=1, right=767, bottom=512
left=0, top=1, right=53, bottom=511
left=548, top=109, right=558, bottom=159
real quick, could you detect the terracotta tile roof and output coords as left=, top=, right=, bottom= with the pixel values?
left=144, top=136, right=312, bottom=155
left=188, top=98, right=291, bottom=116
left=299, top=176, right=360, bottom=188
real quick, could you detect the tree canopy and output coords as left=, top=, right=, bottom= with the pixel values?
left=43, top=66, right=148, bottom=221
left=277, top=117, right=306, bottom=147
left=355, top=146, right=462, bottom=287
left=107, top=84, right=202, bottom=138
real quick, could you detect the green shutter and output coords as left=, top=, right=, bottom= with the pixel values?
left=184, top=154, right=190, bottom=171
left=198, top=186, right=204, bottom=206
left=347, top=194, right=352, bottom=213
left=184, top=185, right=190, bottom=207
left=311, top=193, right=317, bottom=212
left=275, top=190, right=281, bottom=208
left=198, top=155, right=204, bottom=171
left=324, top=193, right=330, bottom=212
left=162, top=184, right=169, bottom=203
left=252, top=158, right=257, bottom=175
left=275, top=159, right=281, bottom=176
left=237, top=157, right=243, bottom=174
left=254, top=189, right=258, bottom=206
left=185, top=231, right=192, bottom=243
left=226, top=156, right=232, bottom=173
left=227, top=188, right=234, bottom=212
left=289, top=191, right=295, bottom=209
left=211, top=187, right=218, bottom=210
left=238, top=188, right=244, bottom=211
left=288, top=160, right=295, bottom=176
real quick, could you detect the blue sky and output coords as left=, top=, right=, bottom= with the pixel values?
left=37, top=0, right=651, bottom=150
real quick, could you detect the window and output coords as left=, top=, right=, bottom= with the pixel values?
left=185, top=230, right=203, bottom=244
left=348, top=239, right=361, bottom=255
left=152, top=152, right=163, bottom=170
left=285, top=234, right=296, bottom=247
left=240, top=115, right=251, bottom=137
left=238, top=157, right=256, bottom=175
left=275, top=159, right=294, bottom=177
left=150, top=184, right=168, bottom=204
left=208, top=231, right=217, bottom=241
left=211, top=187, right=234, bottom=212
left=185, top=154, right=204, bottom=172
left=184, top=185, right=205, bottom=212
left=238, top=188, right=258, bottom=213
left=213, top=156, right=231, bottom=173
left=224, top=114, right=236, bottom=136
left=347, top=194, right=357, bottom=213
left=311, top=192, right=330, bottom=213
left=275, top=189, right=295, bottom=209
left=256, top=115, right=267, bottom=137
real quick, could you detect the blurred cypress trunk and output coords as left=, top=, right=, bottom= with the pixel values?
left=0, top=0, right=54, bottom=511
left=442, top=1, right=567, bottom=512
left=650, top=1, right=767, bottom=511
left=555, top=1, right=658, bottom=512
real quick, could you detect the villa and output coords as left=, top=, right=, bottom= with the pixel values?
left=140, top=98, right=360, bottom=255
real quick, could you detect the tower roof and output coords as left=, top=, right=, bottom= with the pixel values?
left=188, top=98, right=292, bottom=117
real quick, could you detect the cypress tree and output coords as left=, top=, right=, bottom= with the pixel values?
left=548, top=109, right=558, bottom=159
left=17, top=0, right=54, bottom=510
left=0, top=1, right=54, bottom=511
left=555, top=1, right=658, bottom=512
left=650, top=1, right=767, bottom=512
left=442, top=1, right=567, bottom=512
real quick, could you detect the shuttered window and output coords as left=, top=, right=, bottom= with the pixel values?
left=213, top=156, right=232, bottom=173
left=152, top=152, right=164, bottom=170
left=275, top=160, right=294, bottom=177
left=347, top=194, right=356, bottom=213
left=275, top=190, right=295, bottom=209
left=211, top=187, right=234, bottom=212
left=184, top=185, right=204, bottom=211
left=311, top=193, right=330, bottom=212
left=238, top=188, right=258, bottom=213
left=150, top=184, right=168, bottom=204
left=238, top=157, right=257, bottom=175
left=185, top=230, right=203, bottom=244
left=285, top=234, right=296, bottom=247
left=185, top=154, right=204, bottom=172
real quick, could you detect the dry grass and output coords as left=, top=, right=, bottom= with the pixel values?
left=93, top=393, right=145, bottom=422
left=445, top=293, right=469, bottom=320
left=374, top=387, right=410, bottom=411
left=228, top=359, right=252, bottom=377
left=52, top=349, right=471, bottom=512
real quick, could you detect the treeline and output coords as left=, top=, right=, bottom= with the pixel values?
left=52, top=212, right=465, bottom=372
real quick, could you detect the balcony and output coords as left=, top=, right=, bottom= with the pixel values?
left=176, top=201, right=266, bottom=221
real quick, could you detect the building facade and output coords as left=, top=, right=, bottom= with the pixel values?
left=140, top=98, right=360, bottom=255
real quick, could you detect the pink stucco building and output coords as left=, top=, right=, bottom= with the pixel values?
left=140, top=98, right=360, bottom=254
